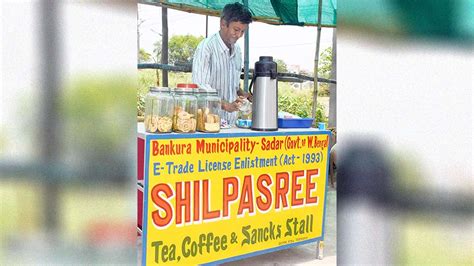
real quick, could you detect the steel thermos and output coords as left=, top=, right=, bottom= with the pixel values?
left=250, top=56, right=278, bottom=131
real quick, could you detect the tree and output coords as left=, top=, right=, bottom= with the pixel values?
left=274, top=58, right=288, bottom=73
left=317, top=47, right=333, bottom=96
left=168, top=34, right=204, bottom=64
left=139, top=48, right=152, bottom=63
left=318, top=47, right=332, bottom=79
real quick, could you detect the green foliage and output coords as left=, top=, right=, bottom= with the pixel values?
left=274, top=58, right=288, bottom=73
left=168, top=34, right=204, bottom=64
left=60, top=75, right=136, bottom=182
left=318, top=83, right=330, bottom=97
left=315, top=47, right=333, bottom=97
left=139, top=48, right=152, bottom=63
left=150, top=34, right=203, bottom=65
left=318, top=47, right=332, bottom=79
left=278, top=83, right=327, bottom=123
left=62, top=75, right=135, bottom=157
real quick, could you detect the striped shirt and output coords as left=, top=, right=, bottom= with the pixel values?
left=192, top=32, right=242, bottom=125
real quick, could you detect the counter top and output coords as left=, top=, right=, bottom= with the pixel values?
left=137, top=122, right=330, bottom=138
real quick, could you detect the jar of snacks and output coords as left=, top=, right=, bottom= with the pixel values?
left=144, top=87, right=174, bottom=133
left=173, top=84, right=198, bottom=133
left=196, top=87, right=221, bottom=133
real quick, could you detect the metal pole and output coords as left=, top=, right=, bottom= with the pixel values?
left=40, top=0, right=60, bottom=231
left=243, top=0, right=250, bottom=92
left=311, top=0, right=323, bottom=123
left=137, top=10, right=141, bottom=64
left=162, top=7, right=169, bottom=87
left=205, top=15, right=209, bottom=38
left=328, top=28, right=337, bottom=129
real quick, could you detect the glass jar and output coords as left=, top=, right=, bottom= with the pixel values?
left=144, top=87, right=174, bottom=133
left=169, top=87, right=176, bottom=97
left=235, top=98, right=252, bottom=128
left=173, top=84, right=198, bottom=133
left=196, top=87, right=221, bottom=133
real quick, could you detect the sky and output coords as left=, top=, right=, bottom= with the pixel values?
left=138, top=4, right=334, bottom=72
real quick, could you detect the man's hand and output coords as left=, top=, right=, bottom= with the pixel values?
left=237, top=89, right=253, bottom=102
left=222, top=96, right=245, bottom=112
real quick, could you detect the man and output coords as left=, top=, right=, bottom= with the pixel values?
left=192, top=2, right=252, bottom=126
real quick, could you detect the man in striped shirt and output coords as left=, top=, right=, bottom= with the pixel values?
left=192, top=2, right=253, bottom=127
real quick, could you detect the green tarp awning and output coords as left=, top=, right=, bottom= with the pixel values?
left=140, top=0, right=337, bottom=27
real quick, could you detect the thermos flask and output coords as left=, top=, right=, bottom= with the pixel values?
left=249, top=56, right=278, bottom=131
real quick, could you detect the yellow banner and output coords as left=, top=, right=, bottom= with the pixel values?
left=143, top=133, right=329, bottom=265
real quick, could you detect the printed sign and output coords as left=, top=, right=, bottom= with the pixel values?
left=142, top=132, right=330, bottom=265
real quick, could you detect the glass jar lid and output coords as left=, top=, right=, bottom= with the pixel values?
left=150, top=87, right=170, bottom=93
left=176, top=83, right=198, bottom=89
left=196, top=86, right=218, bottom=96
left=175, top=84, right=197, bottom=94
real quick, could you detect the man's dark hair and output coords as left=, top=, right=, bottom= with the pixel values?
left=221, top=2, right=252, bottom=25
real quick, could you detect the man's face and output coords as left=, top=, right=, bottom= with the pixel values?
left=220, top=20, right=248, bottom=46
